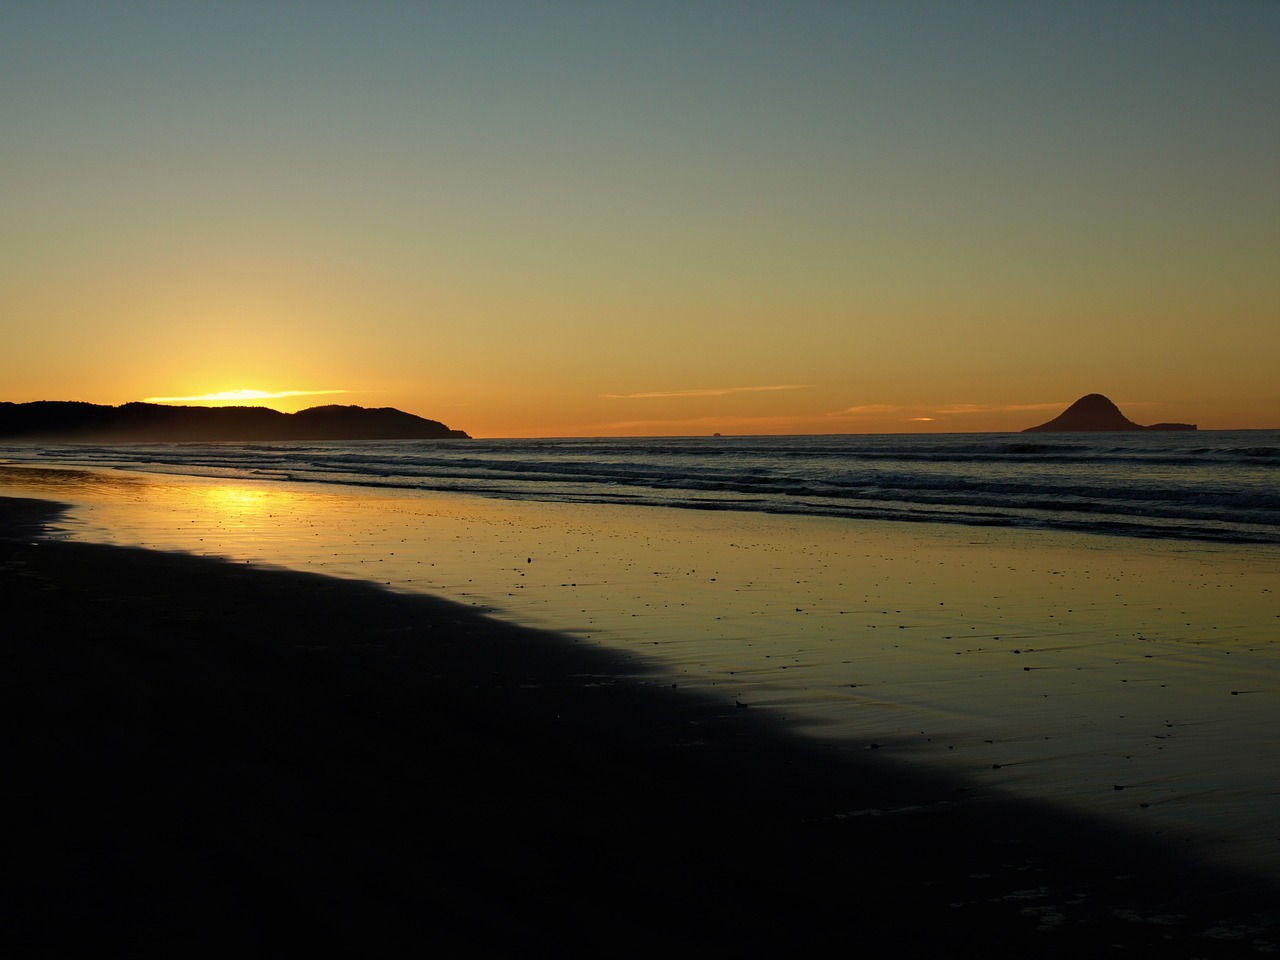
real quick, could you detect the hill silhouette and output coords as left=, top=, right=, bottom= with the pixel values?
left=1023, top=394, right=1196, bottom=433
left=0, top=402, right=470, bottom=442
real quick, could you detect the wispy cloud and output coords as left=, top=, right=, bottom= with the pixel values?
left=144, top=389, right=349, bottom=403
left=588, top=413, right=823, bottom=434
left=826, top=400, right=1071, bottom=425
left=933, top=401, right=1066, bottom=415
left=834, top=404, right=908, bottom=417
left=835, top=401, right=1067, bottom=419
left=590, top=397, right=1074, bottom=434
left=602, top=384, right=810, bottom=399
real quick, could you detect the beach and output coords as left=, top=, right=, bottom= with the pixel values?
left=3, top=466, right=1279, bottom=956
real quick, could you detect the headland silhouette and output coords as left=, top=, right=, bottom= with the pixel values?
left=0, top=401, right=470, bottom=442
left=1023, top=394, right=1196, bottom=433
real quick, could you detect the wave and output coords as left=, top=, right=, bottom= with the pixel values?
left=5, top=430, right=1278, bottom=546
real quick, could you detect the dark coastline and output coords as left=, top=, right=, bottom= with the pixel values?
left=0, top=401, right=470, bottom=442
left=3, top=495, right=1276, bottom=957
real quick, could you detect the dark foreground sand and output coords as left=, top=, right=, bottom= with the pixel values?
left=3, top=495, right=1276, bottom=957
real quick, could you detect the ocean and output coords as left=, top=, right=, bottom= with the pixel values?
left=4, top=429, right=1279, bottom=545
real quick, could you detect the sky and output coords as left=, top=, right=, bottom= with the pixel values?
left=3, top=1, right=1277, bottom=437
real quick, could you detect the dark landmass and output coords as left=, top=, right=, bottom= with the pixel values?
left=3, top=494, right=1276, bottom=957
left=1024, top=394, right=1197, bottom=433
left=0, top=401, right=469, bottom=442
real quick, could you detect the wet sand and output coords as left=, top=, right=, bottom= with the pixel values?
left=3, top=485, right=1279, bottom=956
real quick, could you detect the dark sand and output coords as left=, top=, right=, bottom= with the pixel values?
left=3, top=495, right=1276, bottom=957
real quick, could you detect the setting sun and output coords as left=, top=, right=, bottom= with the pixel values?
left=142, top=389, right=348, bottom=407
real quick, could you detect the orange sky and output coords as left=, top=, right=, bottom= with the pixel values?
left=3, top=3, right=1277, bottom=437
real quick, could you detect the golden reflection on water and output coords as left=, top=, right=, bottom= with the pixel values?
left=0, top=463, right=140, bottom=490
left=194, top=485, right=314, bottom=534
left=201, top=485, right=273, bottom=511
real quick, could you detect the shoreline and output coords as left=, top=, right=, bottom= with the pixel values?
left=3, top=492, right=1278, bottom=955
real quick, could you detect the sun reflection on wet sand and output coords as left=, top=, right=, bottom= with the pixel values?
left=200, top=485, right=275, bottom=515
left=5, top=464, right=1279, bottom=877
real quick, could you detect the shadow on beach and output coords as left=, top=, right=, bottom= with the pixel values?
left=2, top=496, right=1275, bottom=957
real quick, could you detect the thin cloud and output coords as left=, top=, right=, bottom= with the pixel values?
left=144, top=389, right=349, bottom=403
left=589, top=413, right=822, bottom=433
left=834, top=401, right=1069, bottom=420
left=602, top=384, right=811, bottom=399
left=934, top=401, right=1067, bottom=415
left=834, top=404, right=908, bottom=417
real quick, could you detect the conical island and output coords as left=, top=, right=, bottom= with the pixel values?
left=1023, top=394, right=1196, bottom=433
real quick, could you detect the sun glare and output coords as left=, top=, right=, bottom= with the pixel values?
left=198, top=485, right=303, bottom=533
left=143, top=389, right=348, bottom=405
left=203, top=485, right=271, bottom=511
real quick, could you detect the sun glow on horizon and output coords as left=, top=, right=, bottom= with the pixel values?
left=142, top=389, right=349, bottom=406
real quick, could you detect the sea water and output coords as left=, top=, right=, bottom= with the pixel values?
left=5, top=430, right=1278, bottom=545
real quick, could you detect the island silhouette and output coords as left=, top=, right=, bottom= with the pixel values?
left=0, top=402, right=470, bottom=442
left=1023, top=394, right=1196, bottom=433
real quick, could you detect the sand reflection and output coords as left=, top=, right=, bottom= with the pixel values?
left=199, top=485, right=276, bottom=517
